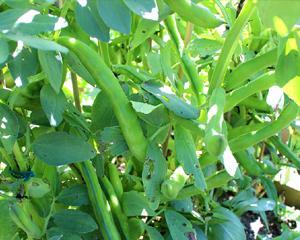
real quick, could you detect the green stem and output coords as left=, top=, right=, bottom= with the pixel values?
left=224, top=72, right=276, bottom=112
left=70, top=72, right=81, bottom=112
left=176, top=170, right=232, bottom=199
left=99, top=41, right=111, bottom=68
left=229, top=101, right=299, bottom=153
left=13, top=142, right=27, bottom=171
left=209, top=0, right=256, bottom=93
left=215, top=0, right=233, bottom=26
left=269, top=136, right=300, bottom=168
left=78, top=161, right=121, bottom=240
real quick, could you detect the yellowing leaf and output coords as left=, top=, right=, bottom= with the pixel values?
left=283, top=76, right=300, bottom=106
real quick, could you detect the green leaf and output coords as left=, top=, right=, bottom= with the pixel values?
left=0, top=199, right=18, bottom=240
left=131, top=101, right=158, bottom=114
left=0, top=103, right=19, bottom=153
left=53, top=210, right=98, bottom=234
left=188, top=38, right=222, bottom=58
left=170, top=198, right=193, bottom=213
left=8, top=47, right=39, bottom=87
left=97, top=0, right=131, bottom=34
left=174, top=124, right=206, bottom=190
left=276, top=50, right=299, bottom=87
left=25, top=177, right=51, bottom=198
left=0, top=9, right=67, bottom=35
left=57, top=184, right=89, bottom=206
left=283, top=76, right=300, bottom=106
left=47, top=227, right=81, bottom=240
left=5, top=33, right=68, bottom=53
left=0, top=39, right=9, bottom=65
left=165, top=210, right=196, bottom=240
left=142, top=81, right=199, bottom=119
left=65, top=51, right=96, bottom=86
left=100, top=126, right=128, bottom=156
left=32, top=132, right=96, bottom=166
left=145, top=225, right=164, bottom=240
left=122, top=191, right=156, bottom=216
left=123, top=0, right=159, bottom=20
left=91, top=91, right=117, bottom=132
left=40, top=85, right=67, bottom=127
left=75, top=0, right=110, bottom=42
left=208, top=207, right=246, bottom=240
left=38, top=50, right=63, bottom=93
left=257, top=0, right=300, bottom=36
left=142, top=143, right=167, bottom=209
left=130, top=18, right=159, bottom=50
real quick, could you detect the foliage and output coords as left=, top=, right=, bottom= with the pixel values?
left=0, top=0, right=300, bottom=239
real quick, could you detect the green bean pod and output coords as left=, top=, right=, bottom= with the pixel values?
left=208, top=0, right=256, bottom=93
left=225, top=72, right=276, bottom=112
left=229, top=101, right=300, bottom=152
left=78, top=162, right=121, bottom=240
left=249, top=9, right=263, bottom=51
left=113, top=65, right=155, bottom=83
left=225, top=48, right=278, bottom=90
left=269, top=136, right=300, bottom=168
left=163, top=0, right=223, bottom=28
left=164, top=15, right=203, bottom=101
left=204, top=88, right=227, bottom=157
left=234, top=150, right=263, bottom=176
left=101, top=176, right=130, bottom=240
left=57, top=37, right=147, bottom=166
left=108, top=163, right=124, bottom=200
left=228, top=122, right=269, bottom=140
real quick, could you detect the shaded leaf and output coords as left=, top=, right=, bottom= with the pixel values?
left=0, top=103, right=19, bottom=153
left=142, top=143, right=167, bottom=209
left=165, top=210, right=196, bottom=240
left=57, top=184, right=89, bottom=206
left=142, top=81, right=199, bottom=119
left=75, top=0, right=109, bottom=42
left=38, top=50, right=63, bottom=93
left=174, top=124, right=206, bottom=190
left=40, top=85, right=67, bottom=127
left=32, top=132, right=96, bottom=166
left=97, top=0, right=131, bottom=34
left=53, top=209, right=98, bottom=234
left=122, top=191, right=156, bottom=216
left=123, top=0, right=159, bottom=20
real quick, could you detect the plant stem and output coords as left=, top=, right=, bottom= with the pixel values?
left=70, top=72, right=81, bottom=112
left=209, top=0, right=256, bottom=93
left=98, top=41, right=111, bottom=68
left=13, top=142, right=27, bottom=171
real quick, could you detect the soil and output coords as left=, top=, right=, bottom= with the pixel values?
left=240, top=211, right=296, bottom=240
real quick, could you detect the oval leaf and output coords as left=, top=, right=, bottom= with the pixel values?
left=142, top=81, right=199, bottom=119
left=97, top=0, right=131, bottom=34
left=0, top=103, right=19, bottom=153
left=32, top=132, right=96, bottom=166
left=53, top=209, right=98, bottom=234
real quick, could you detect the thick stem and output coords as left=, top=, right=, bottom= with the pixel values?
left=99, top=41, right=111, bottom=68
left=70, top=72, right=81, bottom=112
left=209, top=0, right=256, bottom=93
left=13, top=142, right=27, bottom=171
